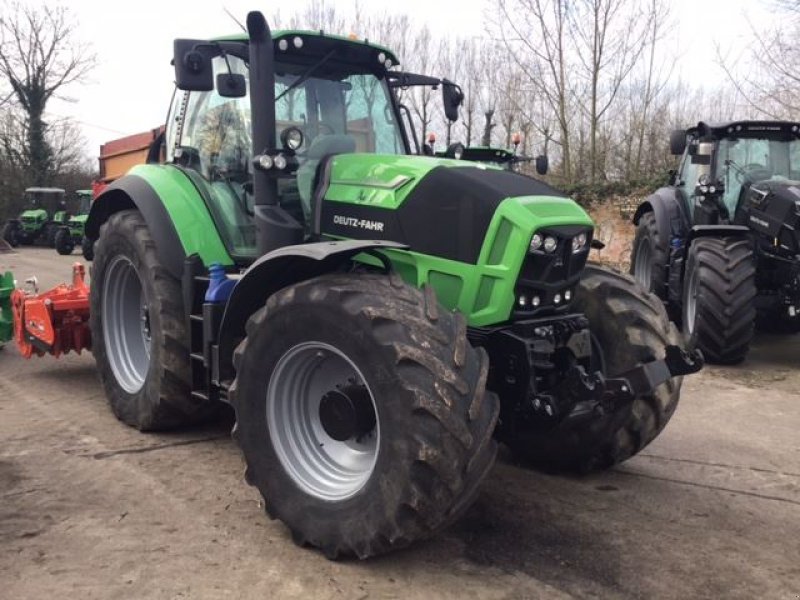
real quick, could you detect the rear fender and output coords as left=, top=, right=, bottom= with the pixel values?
left=216, top=239, right=407, bottom=384
left=632, top=187, right=689, bottom=244
left=85, top=166, right=232, bottom=279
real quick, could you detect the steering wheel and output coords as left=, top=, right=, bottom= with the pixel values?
left=737, top=163, right=773, bottom=183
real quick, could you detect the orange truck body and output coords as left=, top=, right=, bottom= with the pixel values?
left=93, top=125, right=164, bottom=197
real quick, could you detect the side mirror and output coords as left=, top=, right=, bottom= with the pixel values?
left=442, top=80, right=464, bottom=123
left=174, top=39, right=215, bottom=91
left=670, top=129, right=687, bottom=155
left=535, top=155, right=549, bottom=175
left=217, top=73, right=246, bottom=98
left=445, top=142, right=465, bottom=159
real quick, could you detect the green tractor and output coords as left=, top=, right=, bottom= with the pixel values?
left=630, top=120, right=800, bottom=363
left=2, top=187, right=69, bottom=247
left=83, top=12, right=700, bottom=559
left=55, top=189, right=94, bottom=259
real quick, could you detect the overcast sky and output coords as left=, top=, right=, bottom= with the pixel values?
left=23, top=0, right=774, bottom=161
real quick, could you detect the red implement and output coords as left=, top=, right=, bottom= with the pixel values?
left=11, top=262, right=91, bottom=358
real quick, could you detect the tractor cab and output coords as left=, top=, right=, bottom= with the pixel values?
left=21, top=187, right=67, bottom=224
left=670, top=121, right=800, bottom=226
left=163, top=32, right=465, bottom=260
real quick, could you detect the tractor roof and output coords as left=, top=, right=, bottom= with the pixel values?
left=76, top=189, right=93, bottom=196
left=24, top=187, right=65, bottom=194
left=214, top=29, right=399, bottom=67
left=462, top=147, right=516, bottom=162
left=687, top=120, right=800, bottom=139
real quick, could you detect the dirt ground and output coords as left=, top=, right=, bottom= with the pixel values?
left=1, top=248, right=799, bottom=600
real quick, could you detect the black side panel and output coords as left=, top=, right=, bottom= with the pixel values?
left=85, top=175, right=187, bottom=279
left=216, top=239, right=407, bottom=384
left=320, top=166, right=566, bottom=264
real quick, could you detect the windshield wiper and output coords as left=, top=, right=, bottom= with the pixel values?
left=276, top=49, right=337, bottom=102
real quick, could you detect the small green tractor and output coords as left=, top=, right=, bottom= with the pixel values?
left=630, top=120, right=800, bottom=363
left=54, top=189, right=94, bottom=259
left=2, top=187, right=69, bottom=247
left=79, top=12, right=700, bottom=559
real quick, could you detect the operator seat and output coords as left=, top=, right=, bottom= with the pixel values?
left=297, top=134, right=356, bottom=225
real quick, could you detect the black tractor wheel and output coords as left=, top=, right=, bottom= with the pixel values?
left=81, top=236, right=94, bottom=261
left=229, top=273, right=499, bottom=559
left=682, top=237, right=756, bottom=364
left=54, top=228, right=75, bottom=255
left=630, top=211, right=669, bottom=301
left=506, top=264, right=683, bottom=473
left=44, top=223, right=58, bottom=247
left=90, top=209, right=215, bottom=430
left=1, top=222, right=20, bottom=248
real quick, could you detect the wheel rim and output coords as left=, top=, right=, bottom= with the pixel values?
left=266, top=341, right=380, bottom=501
left=684, top=265, right=699, bottom=336
left=102, top=255, right=151, bottom=393
left=633, top=238, right=652, bottom=290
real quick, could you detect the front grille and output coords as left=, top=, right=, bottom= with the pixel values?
left=513, top=225, right=592, bottom=317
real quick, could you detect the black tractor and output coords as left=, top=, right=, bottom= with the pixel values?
left=631, top=120, right=800, bottom=363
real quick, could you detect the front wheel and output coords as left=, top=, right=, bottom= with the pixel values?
left=682, top=237, right=755, bottom=364
left=506, top=264, right=684, bottom=472
left=229, top=273, right=499, bottom=559
left=90, top=209, right=214, bottom=430
left=54, top=228, right=75, bottom=255
left=2, top=222, right=20, bottom=248
left=81, top=236, right=94, bottom=261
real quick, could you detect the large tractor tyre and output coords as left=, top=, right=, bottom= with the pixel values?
left=54, top=228, right=75, bottom=255
left=90, top=209, right=214, bottom=430
left=507, top=264, right=683, bottom=473
left=1, top=222, right=20, bottom=248
left=682, top=237, right=756, bottom=364
left=229, top=272, right=500, bottom=559
left=81, top=236, right=94, bottom=261
left=630, top=211, right=669, bottom=301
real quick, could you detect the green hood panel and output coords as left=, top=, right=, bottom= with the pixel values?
left=325, top=153, right=480, bottom=209
left=20, top=209, right=47, bottom=220
left=68, top=214, right=89, bottom=225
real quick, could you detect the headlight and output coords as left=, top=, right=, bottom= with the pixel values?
left=572, top=232, right=587, bottom=253
left=529, top=233, right=543, bottom=252
left=543, top=236, right=557, bottom=253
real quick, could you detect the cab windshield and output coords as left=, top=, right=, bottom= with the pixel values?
left=175, top=53, right=406, bottom=258
left=716, top=137, right=800, bottom=216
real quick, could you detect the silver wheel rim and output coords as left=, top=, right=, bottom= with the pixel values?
left=634, top=238, right=652, bottom=290
left=684, top=266, right=699, bottom=336
left=102, top=255, right=151, bottom=393
left=266, top=341, right=380, bottom=502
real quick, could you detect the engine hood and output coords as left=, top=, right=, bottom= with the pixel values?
left=318, top=153, right=590, bottom=264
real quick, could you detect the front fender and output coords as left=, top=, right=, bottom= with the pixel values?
left=216, top=239, right=407, bottom=383
left=86, top=165, right=232, bottom=278
left=633, top=187, right=689, bottom=245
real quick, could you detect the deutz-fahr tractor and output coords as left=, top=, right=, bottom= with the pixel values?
left=2, top=187, right=69, bottom=247
left=631, top=120, right=800, bottom=363
left=54, top=189, right=94, bottom=259
left=77, top=12, right=700, bottom=559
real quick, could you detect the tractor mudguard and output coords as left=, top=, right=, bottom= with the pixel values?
left=632, top=187, right=690, bottom=244
left=215, top=239, right=407, bottom=383
left=85, top=167, right=232, bottom=279
left=688, top=224, right=750, bottom=242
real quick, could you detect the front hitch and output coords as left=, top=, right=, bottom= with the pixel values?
left=530, top=345, right=704, bottom=425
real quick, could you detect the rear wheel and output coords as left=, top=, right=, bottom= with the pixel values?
left=630, top=211, right=669, bottom=300
left=682, top=237, right=755, bottom=364
left=90, top=209, right=214, bottom=430
left=54, top=228, right=75, bottom=255
left=229, top=273, right=499, bottom=559
left=506, top=264, right=683, bottom=472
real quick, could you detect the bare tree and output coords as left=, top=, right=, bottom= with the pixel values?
left=0, top=2, right=94, bottom=185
